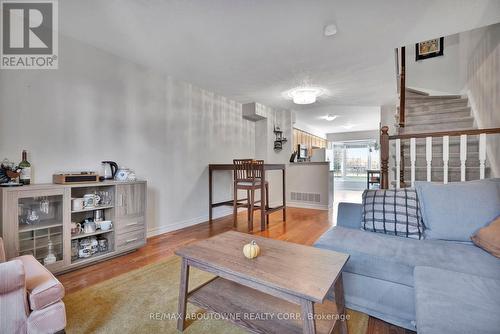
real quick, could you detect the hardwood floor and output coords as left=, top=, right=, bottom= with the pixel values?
left=58, top=207, right=414, bottom=334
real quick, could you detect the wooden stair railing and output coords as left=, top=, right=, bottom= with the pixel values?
left=394, top=47, right=406, bottom=188
left=399, top=46, right=406, bottom=128
left=380, top=127, right=500, bottom=189
left=380, top=126, right=390, bottom=189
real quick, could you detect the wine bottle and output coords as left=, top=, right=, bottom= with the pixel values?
left=19, top=150, right=31, bottom=185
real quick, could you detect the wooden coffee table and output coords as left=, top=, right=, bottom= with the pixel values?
left=175, top=231, right=349, bottom=334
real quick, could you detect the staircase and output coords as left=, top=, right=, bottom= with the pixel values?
left=394, top=89, right=489, bottom=183
left=401, top=90, right=473, bottom=133
left=381, top=47, right=498, bottom=189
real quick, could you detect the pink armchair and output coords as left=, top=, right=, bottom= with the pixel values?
left=0, top=237, right=66, bottom=334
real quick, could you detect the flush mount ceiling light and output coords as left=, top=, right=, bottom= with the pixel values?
left=341, top=124, right=355, bottom=130
left=324, top=23, right=337, bottom=37
left=324, top=114, right=338, bottom=121
left=287, top=87, right=325, bottom=105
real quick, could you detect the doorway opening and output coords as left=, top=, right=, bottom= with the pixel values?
left=331, top=140, right=380, bottom=191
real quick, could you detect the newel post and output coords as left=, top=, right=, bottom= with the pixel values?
left=380, top=126, right=389, bottom=189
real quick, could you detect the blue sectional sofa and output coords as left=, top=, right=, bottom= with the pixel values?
left=315, top=202, right=500, bottom=333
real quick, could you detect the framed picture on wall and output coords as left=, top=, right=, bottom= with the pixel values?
left=415, top=37, right=444, bottom=61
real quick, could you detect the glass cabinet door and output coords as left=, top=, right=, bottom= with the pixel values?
left=16, top=190, right=67, bottom=269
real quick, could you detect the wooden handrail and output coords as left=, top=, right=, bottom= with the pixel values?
left=380, top=126, right=390, bottom=189
left=380, top=126, right=500, bottom=189
left=389, top=127, right=500, bottom=140
left=399, top=47, right=406, bottom=128
left=395, top=48, right=400, bottom=94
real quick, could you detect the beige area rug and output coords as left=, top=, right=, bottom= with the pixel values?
left=64, top=256, right=368, bottom=334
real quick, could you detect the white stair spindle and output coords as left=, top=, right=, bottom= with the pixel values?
left=395, top=139, right=401, bottom=189
left=442, top=136, right=449, bottom=184
left=410, top=138, right=416, bottom=187
left=426, top=137, right=432, bottom=182
left=479, top=133, right=486, bottom=179
left=460, top=135, right=467, bottom=182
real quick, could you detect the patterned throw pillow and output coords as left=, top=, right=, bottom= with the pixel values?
left=362, top=188, right=425, bottom=239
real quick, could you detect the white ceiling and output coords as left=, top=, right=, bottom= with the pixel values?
left=59, top=0, right=500, bottom=131
left=294, top=105, right=381, bottom=135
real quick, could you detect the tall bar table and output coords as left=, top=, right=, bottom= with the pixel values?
left=208, top=163, right=286, bottom=231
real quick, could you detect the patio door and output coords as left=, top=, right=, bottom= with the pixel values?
left=331, top=141, right=379, bottom=190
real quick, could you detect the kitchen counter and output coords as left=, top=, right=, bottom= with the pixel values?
left=286, top=162, right=333, bottom=210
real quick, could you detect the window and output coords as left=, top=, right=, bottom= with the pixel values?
left=330, top=140, right=380, bottom=189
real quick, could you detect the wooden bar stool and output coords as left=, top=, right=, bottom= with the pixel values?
left=233, top=159, right=269, bottom=230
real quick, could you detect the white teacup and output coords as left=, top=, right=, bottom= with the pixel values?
left=83, top=194, right=100, bottom=208
left=99, top=220, right=112, bottom=231
left=72, top=198, right=85, bottom=211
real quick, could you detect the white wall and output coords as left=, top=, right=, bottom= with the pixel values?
left=380, top=104, right=397, bottom=135
left=254, top=107, right=293, bottom=206
left=460, top=23, right=500, bottom=177
left=326, top=130, right=380, bottom=143
left=0, top=36, right=257, bottom=236
left=406, top=34, right=462, bottom=95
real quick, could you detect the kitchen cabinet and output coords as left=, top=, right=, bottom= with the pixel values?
left=115, top=183, right=146, bottom=219
left=0, top=180, right=146, bottom=274
left=292, top=128, right=327, bottom=150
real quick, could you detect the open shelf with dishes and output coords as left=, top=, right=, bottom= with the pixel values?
left=70, top=232, right=114, bottom=264
left=69, top=185, right=116, bottom=264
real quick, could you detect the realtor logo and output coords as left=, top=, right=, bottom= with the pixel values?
left=1, top=0, right=58, bottom=69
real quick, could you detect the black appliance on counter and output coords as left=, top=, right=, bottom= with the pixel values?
left=297, top=144, right=308, bottom=160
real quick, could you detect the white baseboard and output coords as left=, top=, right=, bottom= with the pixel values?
left=146, top=206, right=238, bottom=238
left=269, top=200, right=329, bottom=211
left=286, top=201, right=330, bottom=210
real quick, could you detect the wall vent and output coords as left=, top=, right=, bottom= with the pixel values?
left=291, top=192, right=321, bottom=203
